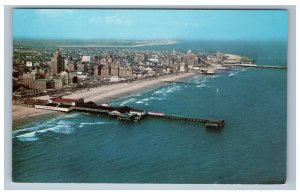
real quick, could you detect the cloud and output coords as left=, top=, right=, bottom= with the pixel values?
left=184, top=23, right=200, bottom=27
left=88, top=16, right=102, bottom=24
left=33, top=10, right=133, bottom=26
left=105, top=15, right=122, bottom=24
left=35, top=9, right=75, bottom=18
left=89, top=14, right=132, bottom=25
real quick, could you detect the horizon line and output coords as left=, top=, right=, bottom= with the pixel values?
left=12, top=38, right=288, bottom=42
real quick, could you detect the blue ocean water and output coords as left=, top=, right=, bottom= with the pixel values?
left=12, top=41, right=287, bottom=183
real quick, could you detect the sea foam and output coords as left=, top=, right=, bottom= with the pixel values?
left=152, top=85, right=181, bottom=96
left=15, top=123, right=75, bottom=142
left=78, top=121, right=116, bottom=128
left=120, top=98, right=137, bottom=106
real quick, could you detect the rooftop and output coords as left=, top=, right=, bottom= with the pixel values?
left=51, top=97, right=77, bottom=103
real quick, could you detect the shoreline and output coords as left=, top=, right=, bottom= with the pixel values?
left=12, top=105, right=64, bottom=128
left=66, top=72, right=196, bottom=104
left=12, top=72, right=196, bottom=126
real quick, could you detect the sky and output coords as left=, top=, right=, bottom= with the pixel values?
left=13, top=9, right=288, bottom=41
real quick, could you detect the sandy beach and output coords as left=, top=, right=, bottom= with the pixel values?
left=65, top=72, right=196, bottom=103
left=12, top=73, right=195, bottom=123
left=12, top=104, right=67, bottom=128
left=12, top=105, right=58, bottom=120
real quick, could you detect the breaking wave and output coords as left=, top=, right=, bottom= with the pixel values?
left=152, top=85, right=182, bottom=96
left=60, top=113, right=81, bottom=118
left=78, top=121, right=116, bottom=128
left=13, top=113, right=84, bottom=142
left=120, top=98, right=137, bottom=106
left=16, top=132, right=39, bottom=142
left=15, top=124, right=75, bottom=142
left=197, top=84, right=207, bottom=88
left=228, top=68, right=247, bottom=77
left=13, top=125, right=46, bottom=135
left=135, top=96, right=166, bottom=105
left=228, top=72, right=237, bottom=77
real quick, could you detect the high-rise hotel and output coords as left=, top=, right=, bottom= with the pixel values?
left=51, top=49, right=65, bottom=74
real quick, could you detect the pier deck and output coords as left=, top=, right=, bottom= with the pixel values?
left=43, top=103, right=225, bottom=130
left=146, top=113, right=225, bottom=129
left=73, top=106, right=110, bottom=114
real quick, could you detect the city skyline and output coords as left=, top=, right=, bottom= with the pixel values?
left=13, top=9, right=288, bottom=41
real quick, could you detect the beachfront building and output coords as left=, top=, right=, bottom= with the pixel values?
left=31, top=79, right=52, bottom=90
left=49, top=97, right=80, bottom=106
left=110, top=64, right=119, bottom=76
left=13, top=89, right=44, bottom=97
left=22, top=72, right=54, bottom=90
left=94, top=64, right=133, bottom=79
left=187, top=58, right=198, bottom=69
left=100, top=65, right=110, bottom=77
left=35, top=98, right=84, bottom=112
left=171, top=63, right=180, bottom=72
left=94, top=65, right=101, bottom=76
left=22, top=73, right=36, bottom=88
left=180, top=63, right=188, bottom=72
left=119, top=67, right=133, bottom=77
left=52, top=74, right=72, bottom=89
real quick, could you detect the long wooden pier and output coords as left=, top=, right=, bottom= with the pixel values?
left=70, top=105, right=225, bottom=129
left=146, top=113, right=225, bottom=129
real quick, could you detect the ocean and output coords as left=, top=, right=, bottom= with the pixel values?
left=12, top=40, right=287, bottom=183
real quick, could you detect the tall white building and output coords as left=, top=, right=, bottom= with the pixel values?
left=179, top=63, right=187, bottom=72
left=82, top=56, right=92, bottom=63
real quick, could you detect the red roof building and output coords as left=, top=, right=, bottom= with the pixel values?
left=49, top=97, right=82, bottom=105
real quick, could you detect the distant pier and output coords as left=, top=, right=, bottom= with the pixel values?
left=222, top=64, right=287, bottom=69
left=256, top=65, right=287, bottom=69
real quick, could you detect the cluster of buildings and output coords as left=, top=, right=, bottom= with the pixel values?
left=13, top=46, right=246, bottom=98
left=16, top=49, right=75, bottom=92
